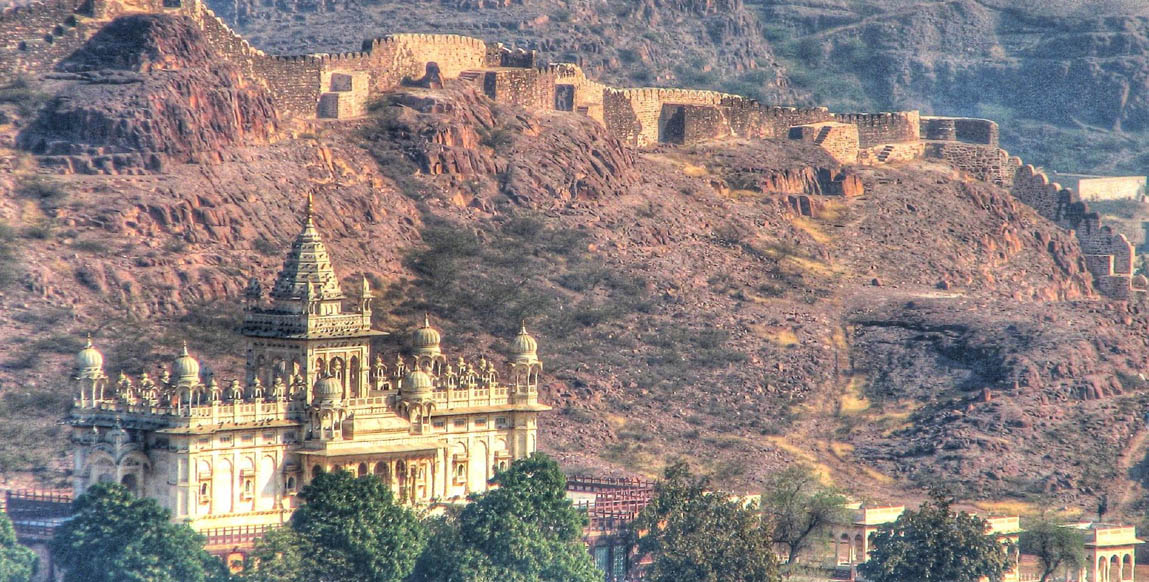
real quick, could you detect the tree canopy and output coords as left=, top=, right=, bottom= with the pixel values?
left=858, top=495, right=1010, bottom=582
left=51, top=482, right=228, bottom=582
left=761, top=464, right=848, bottom=566
left=0, top=511, right=36, bottom=582
left=1021, top=518, right=1085, bottom=582
left=630, top=463, right=780, bottom=582
left=410, top=453, right=599, bottom=582
left=288, top=470, right=426, bottom=582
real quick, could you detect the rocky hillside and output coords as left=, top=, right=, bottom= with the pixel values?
left=202, top=0, right=1149, bottom=178
left=2, top=12, right=1149, bottom=520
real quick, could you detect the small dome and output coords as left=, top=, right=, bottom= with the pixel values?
left=173, top=343, right=201, bottom=385
left=510, top=322, right=538, bottom=364
left=412, top=314, right=441, bottom=355
left=402, top=368, right=434, bottom=397
left=314, top=374, right=343, bottom=403
left=75, top=336, right=104, bottom=377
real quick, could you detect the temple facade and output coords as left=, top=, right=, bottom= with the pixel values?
left=66, top=196, right=549, bottom=532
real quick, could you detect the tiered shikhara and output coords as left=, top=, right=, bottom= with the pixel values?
left=68, top=195, right=549, bottom=531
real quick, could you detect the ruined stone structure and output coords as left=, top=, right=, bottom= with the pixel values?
left=66, top=197, right=549, bottom=536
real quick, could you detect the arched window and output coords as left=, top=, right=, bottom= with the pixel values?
left=455, top=464, right=466, bottom=481
left=286, top=476, right=297, bottom=492
left=358, top=463, right=368, bottom=477
left=312, top=465, right=324, bottom=479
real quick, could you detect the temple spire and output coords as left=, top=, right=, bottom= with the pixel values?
left=269, top=192, right=342, bottom=302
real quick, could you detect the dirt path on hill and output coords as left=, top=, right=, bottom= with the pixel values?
left=1114, top=426, right=1149, bottom=516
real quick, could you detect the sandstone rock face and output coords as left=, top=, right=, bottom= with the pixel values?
left=17, top=14, right=278, bottom=172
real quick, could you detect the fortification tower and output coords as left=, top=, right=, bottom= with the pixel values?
left=241, top=193, right=383, bottom=403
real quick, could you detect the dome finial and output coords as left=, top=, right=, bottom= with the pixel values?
left=305, top=191, right=314, bottom=223
left=425, top=312, right=432, bottom=328
left=520, top=319, right=527, bottom=334
left=85, top=333, right=93, bottom=348
left=180, top=340, right=189, bottom=356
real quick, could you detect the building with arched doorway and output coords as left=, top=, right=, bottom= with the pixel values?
left=67, top=196, right=550, bottom=549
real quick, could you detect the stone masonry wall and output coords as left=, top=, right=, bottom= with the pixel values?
left=603, top=87, right=829, bottom=146
left=1008, top=159, right=1135, bottom=298
left=833, top=111, right=920, bottom=149
left=0, top=0, right=94, bottom=83
left=788, top=122, right=859, bottom=165
left=921, top=116, right=998, bottom=146
left=481, top=68, right=556, bottom=110
left=660, top=104, right=727, bottom=145
left=923, top=142, right=1012, bottom=187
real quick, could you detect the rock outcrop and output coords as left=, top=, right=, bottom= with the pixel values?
left=17, top=14, right=278, bottom=173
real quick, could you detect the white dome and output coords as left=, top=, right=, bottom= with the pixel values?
left=402, top=369, right=434, bottom=397
left=75, top=336, right=104, bottom=378
left=313, top=375, right=343, bottom=403
left=173, top=343, right=200, bottom=385
left=412, top=314, right=441, bottom=356
left=510, top=322, right=538, bottom=364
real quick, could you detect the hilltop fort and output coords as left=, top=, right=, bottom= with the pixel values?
left=1, top=0, right=1140, bottom=301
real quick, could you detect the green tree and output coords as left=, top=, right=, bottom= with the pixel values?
left=858, top=495, right=1010, bottom=582
left=410, top=453, right=600, bottom=582
left=0, top=511, right=36, bottom=582
left=51, top=482, right=228, bottom=582
left=761, top=464, right=848, bottom=565
left=240, top=527, right=304, bottom=582
left=630, top=463, right=780, bottom=582
left=1022, top=519, right=1085, bottom=582
left=289, top=470, right=426, bottom=582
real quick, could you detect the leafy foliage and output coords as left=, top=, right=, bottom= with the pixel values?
left=289, top=471, right=426, bottom=582
left=1021, top=519, right=1085, bottom=582
left=0, top=511, right=36, bottom=582
left=761, top=465, right=848, bottom=565
left=858, top=495, right=1010, bottom=582
left=51, top=483, right=228, bottom=582
left=241, top=527, right=305, bottom=582
left=410, top=453, right=599, bottom=582
left=630, top=463, right=780, bottom=582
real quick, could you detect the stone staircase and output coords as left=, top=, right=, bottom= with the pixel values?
left=813, top=125, right=833, bottom=145
left=876, top=144, right=895, bottom=162
left=458, top=70, right=483, bottom=84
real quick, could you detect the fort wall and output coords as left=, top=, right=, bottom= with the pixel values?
left=788, top=122, right=859, bottom=165
left=603, top=87, right=830, bottom=146
left=923, top=142, right=1012, bottom=187
left=921, top=116, right=999, bottom=146
left=0, top=0, right=94, bottom=82
left=481, top=68, right=557, bottom=110
left=833, top=111, right=920, bottom=149
left=1007, top=159, right=1136, bottom=298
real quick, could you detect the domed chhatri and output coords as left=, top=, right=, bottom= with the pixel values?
left=402, top=368, right=434, bottom=397
left=75, top=335, right=104, bottom=378
left=313, top=374, right=343, bottom=403
left=412, top=314, right=442, bottom=356
left=510, top=321, right=539, bottom=364
left=173, top=342, right=201, bottom=385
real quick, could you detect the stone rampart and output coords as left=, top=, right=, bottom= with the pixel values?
left=833, top=111, right=920, bottom=149
left=0, top=0, right=93, bottom=82
left=603, top=87, right=829, bottom=146
left=923, top=142, right=1011, bottom=187
left=661, top=104, right=728, bottom=145
left=920, top=116, right=998, bottom=146
left=1007, top=159, right=1135, bottom=298
left=788, top=122, right=859, bottom=165
left=481, top=68, right=556, bottom=110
